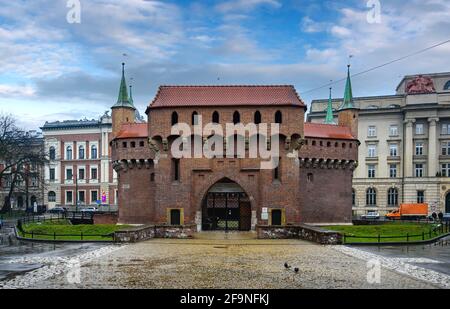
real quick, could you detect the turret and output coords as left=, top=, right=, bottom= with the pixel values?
left=111, top=63, right=136, bottom=137
left=338, top=65, right=359, bottom=138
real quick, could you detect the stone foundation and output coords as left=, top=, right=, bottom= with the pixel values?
left=256, top=224, right=342, bottom=245
left=114, top=224, right=196, bottom=243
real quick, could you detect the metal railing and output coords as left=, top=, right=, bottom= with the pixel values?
left=16, top=214, right=114, bottom=241
left=343, top=221, right=450, bottom=244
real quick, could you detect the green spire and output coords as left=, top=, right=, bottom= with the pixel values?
left=324, top=86, right=336, bottom=124
left=112, top=63, right=135, bottom=110
left=339, top=65, right=356, bottom=110
left=129, top=84, right=134, bottom=105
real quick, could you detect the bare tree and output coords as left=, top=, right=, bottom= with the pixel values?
left=0, top=114, right=48, bottom=213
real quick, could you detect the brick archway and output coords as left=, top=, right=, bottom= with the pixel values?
left=199, top=177, right=254, bottom=231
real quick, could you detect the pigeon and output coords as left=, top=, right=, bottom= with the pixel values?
left=294, top=267, right=299, bottom=274
left=284, top=262, right=291, bottom=269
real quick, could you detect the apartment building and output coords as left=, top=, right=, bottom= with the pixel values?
left=308, top=72, right=450, bottom=216
left=41, top=114, right=118, bottom=209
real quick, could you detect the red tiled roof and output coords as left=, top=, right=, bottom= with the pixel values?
left=148, top=85, right=306, bottom=109
left=304, top=122, right=355, bottom=140
left=115, top=123, right=147, bottom=139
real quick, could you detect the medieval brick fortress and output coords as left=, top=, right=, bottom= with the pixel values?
left=110, top=63, right=359, bottom=231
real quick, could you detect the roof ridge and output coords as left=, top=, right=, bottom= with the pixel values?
left=305, top=122, right=350, bottom=128
left=158, top=85, right=296, bottom=88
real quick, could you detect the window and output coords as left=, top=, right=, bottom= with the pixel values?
left=415, top=123, right=424, bottom=135
left=389, top=125, right=398, bottom=136
left=417, top=191, right=425, bottom=203
left=352, top=189, right=356, bottom=206
left=368, top=165, right=376, bottom=178
left=273, top=158, right=281, bottom=181
left=441, top=124, right=450, bottom=135
left=78, top=146, right=85, bottom=159
left=389, top=144, right=398, bottom=157
left=444, top=80, right=450, bottom=90
left=66, top=146, right=72, bottom=160
left=307, top=173, right=313, bottom=183
left=172, top=158, right=180, bottom=181
left=366, top=188, right=377, bottom=206
left=368, top=145, right=377, bottom=158
left=441, top=164, right=450, bottom=177
left=368, top=126, right=376, bottom=137
left=91, top=191, right=98, bottom=204
left=49, top=147, right=56, bottom=160
left=78, top=191, right=85, bottom=204
left=415, top=164, right=424, bottom=177
left=388, top=188, right=398, bottom=206
left=49, top=168, right=55, bottom=181
left=254, top=111, right=261, bottom=124
left=389, top=164, right=397, bottom=178
left=91, top=168, right=98, bottom=180
left=415, top=142, right=424, bottom=156
left=171, top=112, right=178, bottom=125
left=66, top=191, right=73, bottom=204
left=233, top=111, right=240, bottom=124
left=66, top=168, right=73, bottom=180
left=170, top=209, right=181, bottom=225
left=139, top=141, right=145, bottom=147
left=150, top=173, right=155, bottom=182
left=131, top=142, right=136, bottom=148
left=78, top=168, right=85, bottom=180
left=442, top=142, right=450, bottom=155
left=212, top=111, right=219, bottom=123
left=91, top=145, right=97, bottom=159
left=122, top=142, right=127, bottom=148
left=275, top=111, right=282, bottom=124
left=192, top=111, right=199, bottom=125
left=48, top=191, right=56, bottom=202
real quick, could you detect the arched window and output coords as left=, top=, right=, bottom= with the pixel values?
left=275, top=110, right=282, bottom=124
left=352, top=189, right=356, bottom=206
left=212, top=111, right=219, bottom=123
left=254, top=111, right=262, bottom=124
left=233, top=111, right=240, bottom=124
left=66, top=146, right=72, bottom=160
left=192, top=111, right=199, bottom=125
left=78, top=145, right=85, bottom=159
left=91, top=145, right=97, bottom=159
left=49, top=146, right=56, bottom=160
left=171, top=112, right=178, bottom=126
left=48, top=191, right=56, bottom=202
left=366, top=188, right=377, bottom=206
left=444, top=80, right=450, bottom=90
left=388, top=188, right=398, bottom=206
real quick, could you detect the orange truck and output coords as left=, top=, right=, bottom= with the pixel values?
left=385, top=203, right=428, bottom=220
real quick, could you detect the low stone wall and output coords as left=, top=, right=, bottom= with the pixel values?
left=256, top=224, right=343, bottom=245
left=114, top=224, right=196, bottom=243
left=93, top=213, right=118, bottom=225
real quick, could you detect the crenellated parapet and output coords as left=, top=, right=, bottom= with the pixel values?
left=113, top=159, right=154, bottom=173
left=299, top=158, right=358, bottom=170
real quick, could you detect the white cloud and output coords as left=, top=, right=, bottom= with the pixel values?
left=0, top=84, right=36, bottom=97
left=216, top=0, right=281, bottom=13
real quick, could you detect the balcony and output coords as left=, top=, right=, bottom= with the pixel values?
left=365, top=156, right=379, bottom=162
left=387, top=156, right=401, bottom=162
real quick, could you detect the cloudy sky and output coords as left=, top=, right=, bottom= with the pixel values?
left=0, top=0, right=449, bottom=129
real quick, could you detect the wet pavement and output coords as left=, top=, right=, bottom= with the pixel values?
left=356, top=236, right=450, bottom=276
left=35, top=234, right=437, bottom=289
left=0, top=229, right=106, bottom=282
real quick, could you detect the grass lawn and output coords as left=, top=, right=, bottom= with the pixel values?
left=324, top=222, right=448, bottom=243
left=18, top=220, right=129, bottom=241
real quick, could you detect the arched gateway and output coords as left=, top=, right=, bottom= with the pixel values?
left=201, top=178, right=251, bottom=231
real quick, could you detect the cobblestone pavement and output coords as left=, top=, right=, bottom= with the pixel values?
left=22, top=233, right=440, bottom=289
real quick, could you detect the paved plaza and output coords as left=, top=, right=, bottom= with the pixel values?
left=1, top=232, right=444, bottom=289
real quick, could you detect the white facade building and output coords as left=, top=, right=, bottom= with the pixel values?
left=308, top=72, right=450, bottom=216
